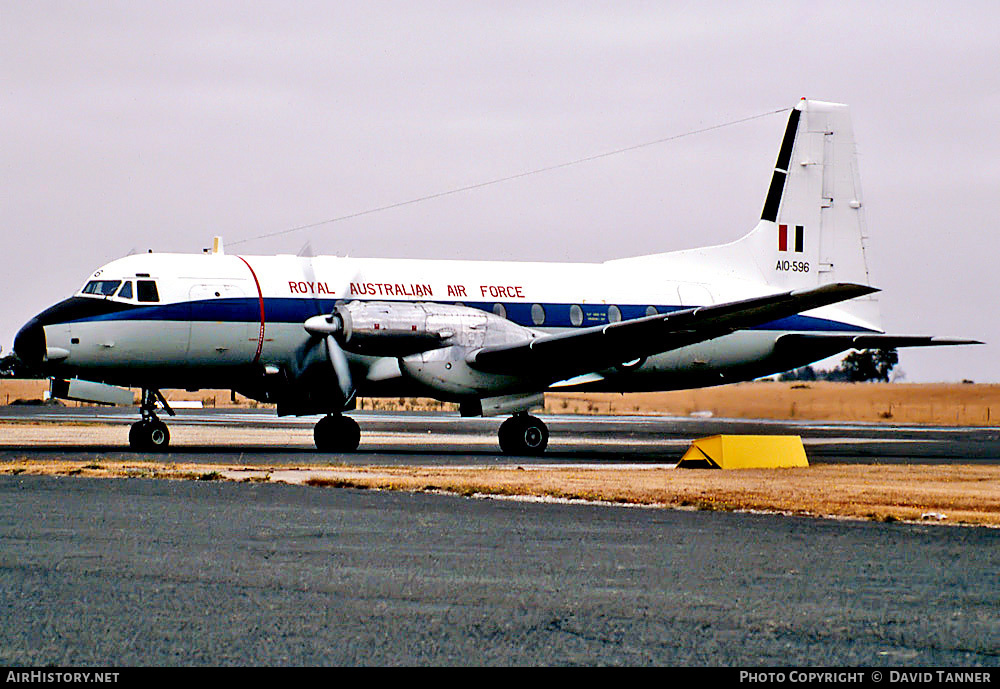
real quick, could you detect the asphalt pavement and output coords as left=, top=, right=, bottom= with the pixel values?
left=1, top=474, right=998, bottom=666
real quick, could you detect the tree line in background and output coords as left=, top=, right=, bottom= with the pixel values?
left=776, top=349, right=899, bottom=383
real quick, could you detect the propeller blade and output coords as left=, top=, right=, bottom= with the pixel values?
left=326, top=335, right=354, bottom=403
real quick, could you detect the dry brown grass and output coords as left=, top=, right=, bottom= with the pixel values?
left=546, top=381, right=1000, bottom=426
left=3, top=459, right=998, bottom=527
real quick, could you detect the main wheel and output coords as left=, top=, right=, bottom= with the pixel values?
left=314, top=414, right=361, bottom=452
left=498, top=414, right=548, bottom=456
left=129, top=419, right=170, bottom=451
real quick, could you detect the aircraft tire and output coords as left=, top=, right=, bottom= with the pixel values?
left=498, top=415, right=548, bottom=456
left=314, top=414, right=361, bottom=453
left=129, top=419, right=170, bottom=451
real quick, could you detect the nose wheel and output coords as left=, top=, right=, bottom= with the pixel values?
left=498, top=413, right=549, bottom=455
left=314, top=414, right=361, bottom=452
left=129, top=388, right=175, bottom=451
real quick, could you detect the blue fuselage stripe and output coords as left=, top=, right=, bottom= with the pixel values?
left=62, top=296, right=876, bottom=333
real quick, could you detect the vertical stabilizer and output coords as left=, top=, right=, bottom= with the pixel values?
left=605, top=98, right=883, bottom=330
left=741, top=98, right=880, bottom=328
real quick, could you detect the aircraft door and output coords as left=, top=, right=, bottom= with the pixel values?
left=187, top=284, right=255, bottom=365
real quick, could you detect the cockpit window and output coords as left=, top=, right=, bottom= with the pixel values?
left=117, top=281, right=133, bottom=299
left=82, top=280, right=122, bottom=296
left=136, top=280, right=160, bottom=303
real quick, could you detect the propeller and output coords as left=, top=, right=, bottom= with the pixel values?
left=292, top=241, right=356, bottom=408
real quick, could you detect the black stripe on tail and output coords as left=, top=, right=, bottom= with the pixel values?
left=760, top=108, right=801, bottom=222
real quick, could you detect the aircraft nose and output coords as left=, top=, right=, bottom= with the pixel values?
left=13, top=317, right=45, bottom=369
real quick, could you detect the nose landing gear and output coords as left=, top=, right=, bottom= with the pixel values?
left=498, top=412, right=549, bottom=455
left=129, top=389, right=175, bottom=451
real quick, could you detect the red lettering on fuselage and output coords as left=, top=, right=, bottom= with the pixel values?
left=348, top=282, right=434, bottom=298
left=293, top=280, right=526, bottom=300
left=479, top=285, right=524, bottom=299
left=289, top=280, right=335, bottom=295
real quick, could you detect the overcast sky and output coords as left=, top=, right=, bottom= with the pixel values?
left=3, top=1, right=998, bottom=382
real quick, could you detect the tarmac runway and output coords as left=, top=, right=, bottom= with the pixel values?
left=2, top=407, right=1000, bottom=666
left=3, top=405, right=1000, bottom=464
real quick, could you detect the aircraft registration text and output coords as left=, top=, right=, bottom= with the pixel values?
left=775, top=260, right=810, bottom=273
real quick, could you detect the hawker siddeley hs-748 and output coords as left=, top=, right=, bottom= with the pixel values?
left=13, top=99, right=979, bottom=453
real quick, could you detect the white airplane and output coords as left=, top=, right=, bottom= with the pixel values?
left=13, top=99, right=978, bottom=453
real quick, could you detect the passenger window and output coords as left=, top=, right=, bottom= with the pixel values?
left=137, top=280, right=160, bottom=303
left=82, top=280, right=121, bottom=296
left=118, top=281, right=133, bottom=299
left=492, top=303, right=507, bottom=319
left=608, top=305, right=622, bottom=323
left=569, top=305, right=584, bottom=327
left=531, top=304, right=545, bottom=325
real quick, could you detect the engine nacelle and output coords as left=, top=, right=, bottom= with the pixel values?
left=306, top=301, right=536, bottom=357
left=400, top=305, right=542, bottom=397
left=340, top=301, right=444, bottom=356
left=305, top=301, right=541, bottom=397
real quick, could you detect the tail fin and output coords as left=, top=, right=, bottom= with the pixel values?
left=739, top=98, right=880, bottom=328
left=607, top=99, right=882, bottom=330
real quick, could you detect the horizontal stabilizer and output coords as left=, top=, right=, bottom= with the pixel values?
left=469, top=282, right=878, bottom=380
left=778, top=333, right=983, bottom=350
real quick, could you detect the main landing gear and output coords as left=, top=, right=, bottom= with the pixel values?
left=129, top=388, right=175, bottom=451
left=314, top=413, right=361, bottom=452
left=311, top=412, right=545, bottom=455
left=498, top=412, right=549, bottom=456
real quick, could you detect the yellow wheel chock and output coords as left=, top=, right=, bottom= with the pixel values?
left=678, top=435, right=808, bottom=469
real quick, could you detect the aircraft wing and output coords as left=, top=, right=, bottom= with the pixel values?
left=467, top=282, right=879, bottom=379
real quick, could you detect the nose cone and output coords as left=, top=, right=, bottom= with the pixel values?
left=13, top=317, right=45, bottom=369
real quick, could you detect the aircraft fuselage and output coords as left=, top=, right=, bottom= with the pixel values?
left=16, top=250, right=872, bottom=397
